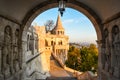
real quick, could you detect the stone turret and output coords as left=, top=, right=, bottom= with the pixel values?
left=52, top=14, right=65, bottom=35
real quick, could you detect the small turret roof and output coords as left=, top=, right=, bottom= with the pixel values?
left=53, top=14, right=64, bottom=31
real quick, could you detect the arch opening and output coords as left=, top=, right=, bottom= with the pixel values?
left=20, top=1, right=103, bottom=80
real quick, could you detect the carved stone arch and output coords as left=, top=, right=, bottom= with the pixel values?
left=4, top=25, right=12, bottom=39
left=21, top=0, right=102, bottom=41
left=112, top=25, right=119, bottom=47
left=2, top=25, right=13, bottom=78
left=103, top=28, right=111, bottom=72
left=111, top=25, right=120, bottom=78
left=20, top=1, right=103, bottom=79
left=112, top=25, right=119, bottom=34
left=110, top=25, right=120, bottom=75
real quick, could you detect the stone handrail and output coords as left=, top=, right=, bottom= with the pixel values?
left=64, top=67, right=82, bottom=75
left=26, top=53, right=40, bottom=63
left=51, top=53, right=65, bottom=68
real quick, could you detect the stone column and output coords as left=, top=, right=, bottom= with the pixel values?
left=96, top=40, right=104, bottom=80
left=0, top=42, right=4, bottom=80
left=0, top=45, right=2, bottom=74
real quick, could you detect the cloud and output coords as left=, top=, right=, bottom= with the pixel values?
left=75, top=17, right=89, bottom=23
left=63, top=19, right=74, bottom=24
left=63, top=17, right=89, bottom=25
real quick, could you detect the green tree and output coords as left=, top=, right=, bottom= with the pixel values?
left=79, top=44, right=98, bottom=73
left=65, top=46, right=81, bottom=70
left=65, top=44, right=98, bottom=73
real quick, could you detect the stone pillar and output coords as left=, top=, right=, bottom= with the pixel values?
left=111, top=47, right=115, bottom=74
left=22, top=40, right=27, bottom=67
left=0, top=45, right=2, bottom=74
left=0, top=46, right=3, bottom=80
left=96, top=40, right=104, bottom=80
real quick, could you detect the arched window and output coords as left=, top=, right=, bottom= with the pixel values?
left=112, top=25, right=119, bottom=35
left=58, top=41, right=62, bottom=45
left=112, top=25, right=119, bottom=47
left=45, top=40, right=48, bottom=46
left=61, top=31, right=62, bottom=34
left=58, top=31, right=59, bottom=35
left=51, top=41, right=54, bottom=45
left=60, top=41, right=62, bottom=45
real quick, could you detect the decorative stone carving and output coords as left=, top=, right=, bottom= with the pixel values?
left=27, top=35, right=29, bottom=51
left=104, top=29, right=111, bottom=72
left=2, top=26, right=12, bottom=78
left=29, top=35, right=33, bottom=51
left=114, top=67, right=120, bottom=78
left=0, top=42, right=2, bottom=73
left=0, top=44, right=4, bottom=80
left=111, top=26, right=119, bottom=75
left=101, top=42, right=106, bottom=69
left=113, top=30, right=120, bottom=78
left=13, top=29, right=20, bottom=72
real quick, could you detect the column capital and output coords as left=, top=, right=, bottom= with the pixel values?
left=96, top=40, right=105, bottom=45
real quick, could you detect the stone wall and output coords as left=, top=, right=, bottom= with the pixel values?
left=0, top=16, right=22, bottom=80
left=22, top=26, right=50, bottom=80
left=0, top=16, right=50, bottom=80
left=100, top=17, right=120, bottom=80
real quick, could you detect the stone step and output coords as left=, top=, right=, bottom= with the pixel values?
left=46, top=77, right=77, bottom=80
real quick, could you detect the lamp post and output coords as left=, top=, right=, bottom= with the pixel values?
left=58, top=0, right=67, bottom=17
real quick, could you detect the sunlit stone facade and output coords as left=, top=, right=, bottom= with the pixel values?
left=34, top=14, right=69, bottom=66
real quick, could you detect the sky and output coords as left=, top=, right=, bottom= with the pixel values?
left=32, top=8, right=97, bottom=44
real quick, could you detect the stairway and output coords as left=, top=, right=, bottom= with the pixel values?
left=48, top=56, right=77, bottom=80
left=46, top=77, right=77, bottom=80
left=50, top=59, right=70, bottom=77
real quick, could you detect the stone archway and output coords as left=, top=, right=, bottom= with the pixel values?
left=21, top=0, right=103, bottom=40
left=20, top=0, right=103, bottom=80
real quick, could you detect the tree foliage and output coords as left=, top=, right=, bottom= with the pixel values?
left=65, top=44, right=98, bottom=73
left=65, top=46, right=81, bottom=70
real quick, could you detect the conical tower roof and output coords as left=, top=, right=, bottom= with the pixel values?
left=54, top=14, right=64, bottom=31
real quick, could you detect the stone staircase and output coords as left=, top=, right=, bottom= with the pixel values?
left=46, top=77, right=77, bottom=80
left=50, top=59, right=70, bottom=77
left=47, top=56, right=77, bottom=80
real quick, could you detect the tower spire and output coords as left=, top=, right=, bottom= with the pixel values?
left=52, top=14, right=65, bottom=35
left=55, top=14, right=64, bottom=30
